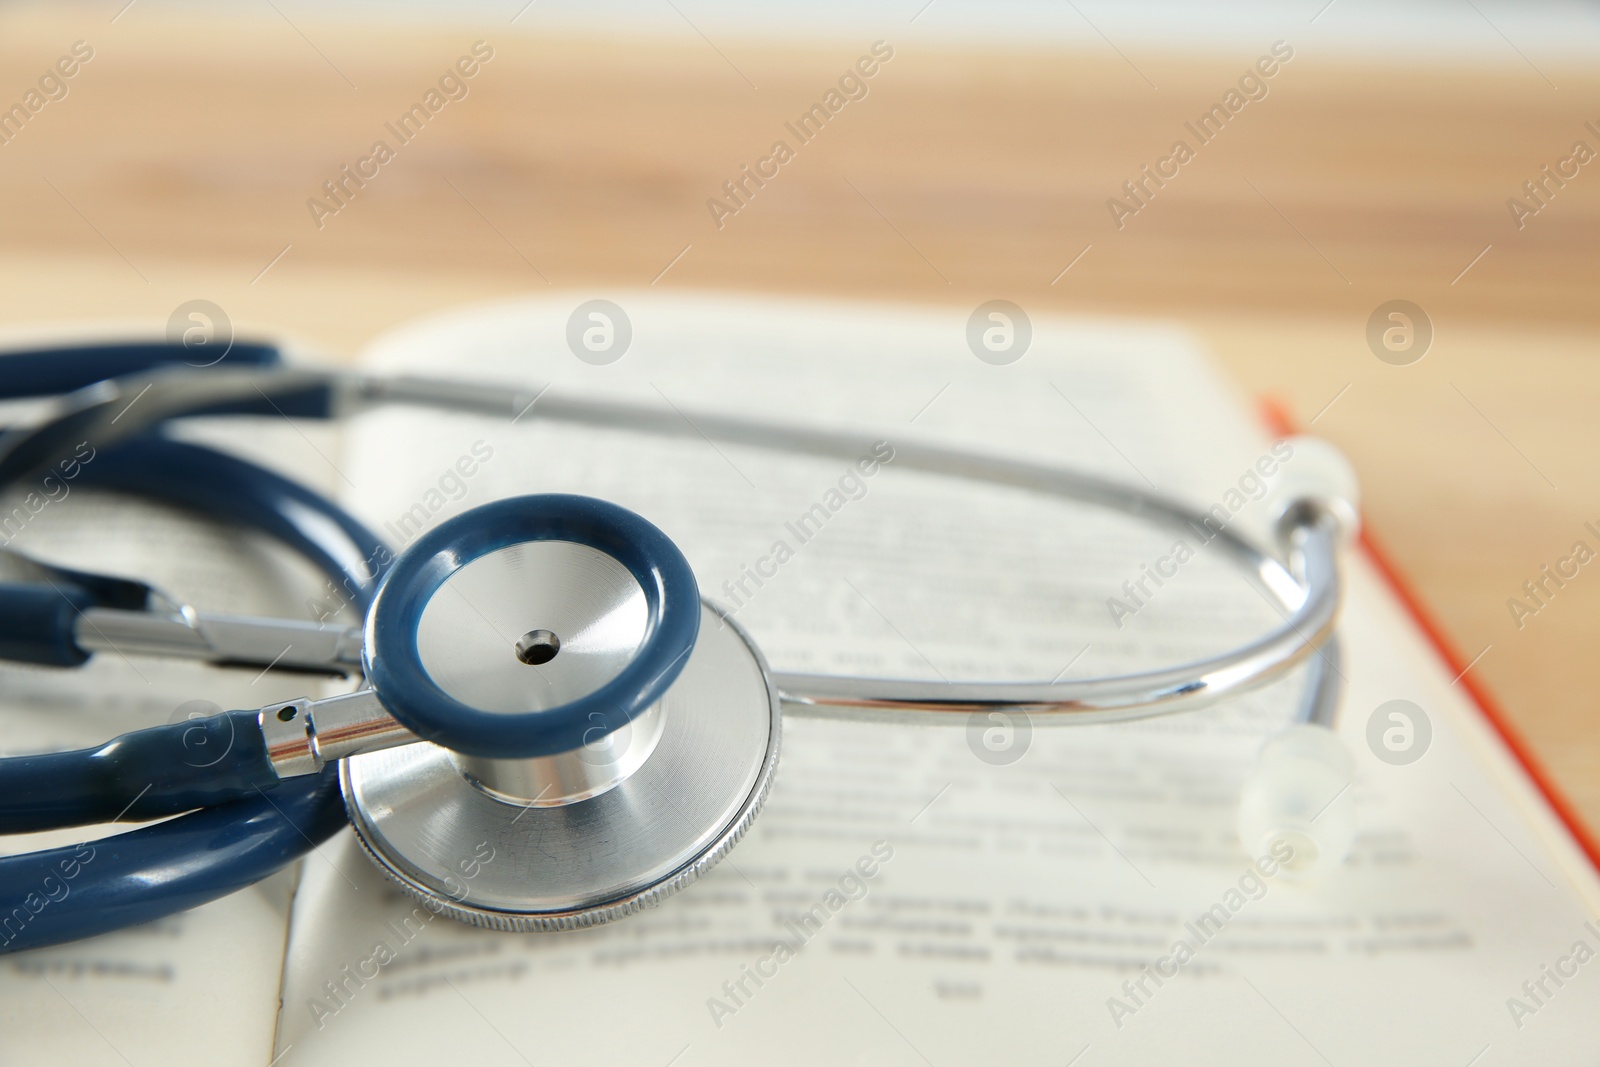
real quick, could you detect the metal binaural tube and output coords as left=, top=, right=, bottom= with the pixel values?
left=774, top=512, right=1341, bottom=725
left=352, top=373, right=1352, bottom=729
left=36, top=365, right=1351, bottom=738
left=75, top=608, right=364, bottom=673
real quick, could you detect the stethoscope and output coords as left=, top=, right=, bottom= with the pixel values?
left=0, top=340, right=1360, bottom=954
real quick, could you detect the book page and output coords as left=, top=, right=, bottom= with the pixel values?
left=0, top=417, right=346, bottom=1067
left=276, top=293, right=1600, bottom=1065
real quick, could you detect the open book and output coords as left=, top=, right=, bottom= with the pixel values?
left=3, top=294, right=1597, bottom=1064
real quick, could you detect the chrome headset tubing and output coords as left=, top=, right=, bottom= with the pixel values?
left=2, top=361, right=1345, bottom=723
left=357, top=372, right=1343, bottom=723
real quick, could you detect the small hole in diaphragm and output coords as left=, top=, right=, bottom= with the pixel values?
left=516, top=629, right=561, bottom=666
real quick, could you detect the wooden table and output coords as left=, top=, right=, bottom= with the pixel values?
left=4, top=8, right=1598, bottom=823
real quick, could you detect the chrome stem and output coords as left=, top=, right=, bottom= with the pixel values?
left=74, top=608, right=363, bottom=673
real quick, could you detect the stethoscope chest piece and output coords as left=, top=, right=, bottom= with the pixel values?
left=342, top=495, right=781, bottom=930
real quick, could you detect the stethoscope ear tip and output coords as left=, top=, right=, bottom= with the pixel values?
left=1267, top=436, right=1363, bottom=551
left=1236, top=723, right=1356, bottom=879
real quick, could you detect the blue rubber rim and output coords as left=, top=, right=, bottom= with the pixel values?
left=364, top=494, right=700, bottom=760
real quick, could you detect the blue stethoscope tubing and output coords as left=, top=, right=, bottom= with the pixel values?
left=0, top=342, right=376, bottom=953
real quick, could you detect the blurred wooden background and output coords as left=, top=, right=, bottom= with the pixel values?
left=2, top=6, right=1599, bottom=824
